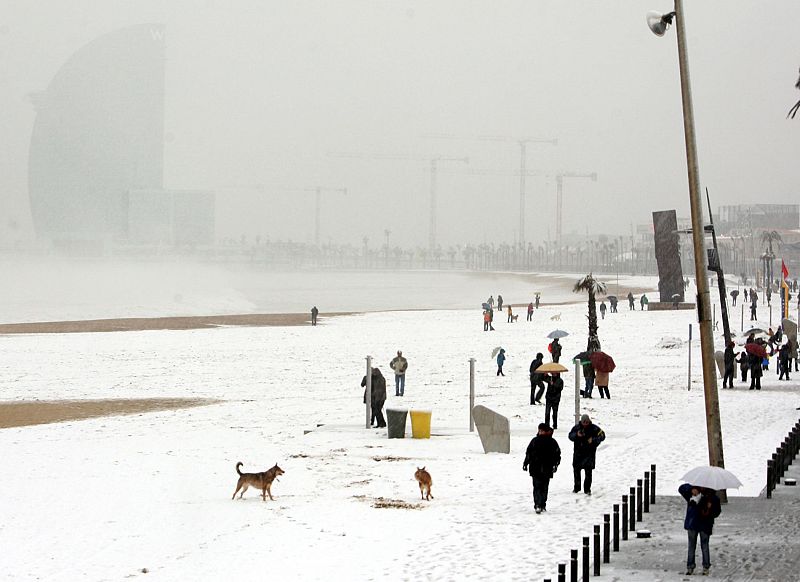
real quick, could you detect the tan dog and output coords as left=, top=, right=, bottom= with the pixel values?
left=414, top=467, right=433, bottom=501
left=232, top=462, right=284, bottom=501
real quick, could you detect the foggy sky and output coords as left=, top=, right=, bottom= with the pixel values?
left=1, top=1, right=799, bottom=249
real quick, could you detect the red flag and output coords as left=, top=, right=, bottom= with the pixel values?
left=782, top=260, right=789, bottom=280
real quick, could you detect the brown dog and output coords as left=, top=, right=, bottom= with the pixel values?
left=414, top=467, right=433, bottom=500
left=232, top=462, right=284, bottom=501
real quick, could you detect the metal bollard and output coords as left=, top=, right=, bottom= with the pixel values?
left=650, top=464, right=657, bottom=504
left=644, top=472, right=651, bottom=513
left=558, top=562, right=566, bottom=582
left=773, top=452, right=780, bottom=483
left=593, top=525, right=601, bottom=576
left=582, top=537, right=590, bottom=582
left=629, top=487, right=636, bottom=531
left=613, top=504, right=620, bottom=550
left=570, top=549, right=578, bottom=582
left=622, top=496, right=629, bottom=540
left=603, top=514, right=610, bottom=563
left=767, top=460, right=774, bottom=499
left=637, top=479, right=643, bottom=522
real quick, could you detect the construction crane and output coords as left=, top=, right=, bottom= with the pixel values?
left=284, top=187, right=347, bottom=246
left=555, top=171, right=597, bottom=243
left=423, top=134, right=557, bottom=246
left=329, top=152, right=468, bottom=251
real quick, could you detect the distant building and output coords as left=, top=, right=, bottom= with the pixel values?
left=126, top=189, right=215, bottom=246
left=27, top=24, right=167, bottom=249
left=717, top=204, right=800, bottom=235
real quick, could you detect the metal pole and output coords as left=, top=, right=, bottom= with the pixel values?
left=636, top=479, right=643, bottom=521
left=570, top=549, right=578, bottom=582
left=582, top=537, right=590, bottom=582
left=429, top=159, right=438, bottom=252
left=603, top=514, right=610, bottom=563
left=613, top=504, right=620, bottom=551
left=469, top=358, right=476, bottom=432
left=574, top=358, right=581, bottom=425
left=673, top=0, right=727, bottom=501
left=688, top=324, right=692, bottom=391
left=629, top=486, right=636, bottom=531
left=621, top=495, right=628, bottom=541
left=365, top=356, right=372, bottom=429
left=519, top=142, right=527, bottom=247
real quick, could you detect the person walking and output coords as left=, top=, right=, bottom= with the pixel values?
left=627, top=291, right=635, bottom=310
left=310, top=305, right=319, bottom=326
left=549, top=338, right=562, bottom=363
left=568, top=414, right=605, bottom=495
left=738, top=350, right=749, bottom=383
left=596, top=367, right=611, bottom=399
left=678, top=483, right=721, bottom=576
left=535, top=293, right=541, bottom=309
left=361, top=367, right=387, bottom=428
left=544, top=373, right=563, bottom=430
left=507, top=304, right=514, bottom=323
left=496, top=348, right=506, bottom=376
left=778, top=342, right=791, bottom=381
left=599, top=301, right=607, bottom=320
left=527, top=302, right=534, bottom=322
left=497, top=294, right=504, bottom=312
left=749, top=351, right=762, bottom=390
left=529, top=353, right=546, bottom=405
left=723, top=341, right=736, bottom=388
left=523, top=423, right=561, bottom=514
left=730, top=289, right=738, bottom=306
left=483, top=310, right=491, bottom=331
left=389, top=350, right=408, bottom=396
left=749, top=298, right=758, bottom=321
left=581, top=360, right=595, bottom=398
left=640, top=294, right=649, bottom=311
left=609, top=296, right=618, bottom=313
left=487, top=295, right=495, bottom=311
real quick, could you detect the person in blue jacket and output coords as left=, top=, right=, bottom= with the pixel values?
left=678, top=483, right=722, bottom=576
left=496, top=348, right=506, bottom=376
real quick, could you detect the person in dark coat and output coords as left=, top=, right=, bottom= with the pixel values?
left=581, top=360, right=595, bottom=398
left=497, top=294, right=504, bottom=312
left=310, top=305, right=319, bottom=326
left=549, top=338, right=562, bottom=363
left=722, top=341, right=736, bottom=388
left=737, top=350, right=749, bottom=383
left=627, top=292, right=635, bottom=310
left=544, top=373, right=563, bottom=430
left=527, top=302, right=534, bottom=321
left=568, top=414, right=605, bottom=495
left=599, top=301, right=607, bottom=319
left=730, top=289, right=739, bottom=306
left=748, top=351, right=762, bottom=390
left=678, top=483, right=721, bottom=576
left=749, top=299, right=757, bottom=321
left=778, top=342, right=791, bottom=380
left=529, top=353, right=546, bottom=405
left=361, top=368, right=387, bottom=428
left=523, top=423, right=561, bottom=513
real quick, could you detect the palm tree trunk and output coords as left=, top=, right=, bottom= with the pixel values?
left=587, top=291, right=602, bottom=351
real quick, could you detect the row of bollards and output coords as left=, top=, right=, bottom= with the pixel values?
left=543, top=464, right=657, bottom=582
left=766, top=418, right=800, bottom=499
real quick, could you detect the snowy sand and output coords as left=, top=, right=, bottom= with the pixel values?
left=1, top=271, right=798, bottom=581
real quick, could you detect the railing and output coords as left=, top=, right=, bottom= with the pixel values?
left=766, top=419, right=800, bottom=499
left=543, top=464, right=656, bottom=582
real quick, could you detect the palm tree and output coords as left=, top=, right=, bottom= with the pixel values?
left=573, top=273, right=607, bottom=352
left=788, top=67, right=800, bottom=119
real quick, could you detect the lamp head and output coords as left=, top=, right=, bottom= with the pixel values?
left=646, top=10, right=675, bottom=36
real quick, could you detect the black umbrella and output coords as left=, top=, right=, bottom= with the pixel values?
left=573, top=351, right=591, bottom=364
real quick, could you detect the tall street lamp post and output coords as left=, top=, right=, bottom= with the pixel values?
left=647, top=3, right=727, bottom=499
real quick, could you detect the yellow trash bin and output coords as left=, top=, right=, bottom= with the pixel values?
left=410, top=410, right=432, bottom=439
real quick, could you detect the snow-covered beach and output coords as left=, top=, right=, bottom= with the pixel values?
left=1, top=268, right=798, bottom=581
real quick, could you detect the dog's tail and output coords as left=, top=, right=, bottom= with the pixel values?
left=236, top=461, right=244, bottom=475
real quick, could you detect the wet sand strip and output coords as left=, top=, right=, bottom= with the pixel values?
left=0, top=313, right=352, bottom=334
left=0, top=398, right=220, bottom=429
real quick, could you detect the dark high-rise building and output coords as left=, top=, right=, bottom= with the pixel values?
left=28, top=24, right=165, bottom=245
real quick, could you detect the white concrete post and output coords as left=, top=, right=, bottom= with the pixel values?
left=469, top=358, right=476, bottom=432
